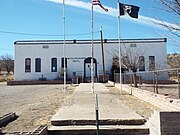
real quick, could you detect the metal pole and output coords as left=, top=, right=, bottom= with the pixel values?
left=177, top=69, right=180, bottom=99
left=63, top=0, right=66, bottom=93
left=155, top=74, right=158, bottom=94
left=91, top=2, right=94, bottom=93
left=95, top=94, right=99, bottom=135
left=100, top=26, right=105, bottom=82
left=139, top=74, right=141, bottom=88
left=153, top=72, right=155, bottom=93
left=118, top=1, right=122, bottom=93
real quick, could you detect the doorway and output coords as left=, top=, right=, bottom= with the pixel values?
left=84, top=57, right=97, bottom=82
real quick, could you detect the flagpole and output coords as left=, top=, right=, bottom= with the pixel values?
left=63, top=0, right=66, bottom=93
left=100, top=26, right=105, bottom=82
left=91, top=0, right=94, bottom=93
left=118, top=0, right=122, bottom=93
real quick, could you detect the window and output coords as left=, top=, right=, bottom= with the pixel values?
left=51, top=58, right=57, bottom=72
left=61, top=57, right=67, bottom=68
left=35, top=58, right=41, bottom=72
left=139, top=56, right=145, bottom=71
left=25, top=58, right=31, bottom=72
left=149, top=56, right=155, bottom=71
left=122, top=56, right=129, bottom=68
left=112, top=57, right=119, bottom=66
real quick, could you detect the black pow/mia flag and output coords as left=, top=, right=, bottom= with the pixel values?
left=119, top=3, right=140, bottom=19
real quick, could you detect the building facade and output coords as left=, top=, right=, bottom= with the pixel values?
left=14, top=38, right=167, bottom=82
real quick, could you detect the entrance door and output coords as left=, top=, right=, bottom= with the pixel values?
left=86, top=63, right=91, bottom=78
left=85, top=63, right=95, bottom=78
left=84, top=57, right=97, bottom=82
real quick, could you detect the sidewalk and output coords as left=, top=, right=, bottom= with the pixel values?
left=49, top=83, right=149, bottom=135
left=51, top=83, right=145, bottom=125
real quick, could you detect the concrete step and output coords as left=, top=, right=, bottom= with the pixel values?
left=51, top=118, right=146, bottom=126
left=50, top=83, right=149, bottom=135
left=48, top=125, right=149, bottom=135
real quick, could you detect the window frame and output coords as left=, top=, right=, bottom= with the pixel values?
left=51, top=57, right=57, bottom=72
left=35, top=58, right=41, bottom=72
left=139, top=56, right=145, bottom=71
left=61, top=57, right=67, bottom=68
left=25, top=58, right=31, bottom=73
left=149, top=56, right=155, bottom=71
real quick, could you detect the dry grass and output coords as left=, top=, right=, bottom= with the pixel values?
left=106, top=84, right=158, bottom=120
left=0, top=73, right=14, bottom=82
left=0, top=84, right=75, bottom=132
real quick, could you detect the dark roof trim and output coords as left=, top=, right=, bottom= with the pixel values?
left=14, top=38, right=167, bottom=45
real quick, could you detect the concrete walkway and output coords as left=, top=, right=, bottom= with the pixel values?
left=51, top=83, right=145, bottom=125
left=49, top=83, right=149, bottom=135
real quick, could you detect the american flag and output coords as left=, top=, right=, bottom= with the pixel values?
left=92, top=0, right=108, bottom=12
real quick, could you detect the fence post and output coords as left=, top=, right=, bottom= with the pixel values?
left=153, top=73, right=155, bottom=93
left=155, top=74, right=158, bottom=94
left=114, top=71, right=115, bottom=83
left=130, top=74, right=133, bottom=87
left=123, top=73, right=126, bottom=84
left=177, top=69, right=180, bottom=99
left=139, top=74, right=141, bottom=88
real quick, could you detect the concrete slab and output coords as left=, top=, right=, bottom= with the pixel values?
left=49, top=125, right=149, bottom=135
left=49, top=125, right=149, bottom=130
left=51, top=83, right=145, bottom=126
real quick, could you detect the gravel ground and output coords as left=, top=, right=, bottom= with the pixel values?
left=105, top=84, right=159, bottom=120
left=140, top=84, right=179, bottom=99
left=0, top=83, right=75, bottom=132
left=0, top=82, right=159, bottom=133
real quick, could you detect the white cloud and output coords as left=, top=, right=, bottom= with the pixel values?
left=46, top=0, right=179, bottom=30
left=138, top=15, right=180, bottom=30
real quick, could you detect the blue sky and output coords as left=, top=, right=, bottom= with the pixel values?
left=0, top=0, right=179, bottom=57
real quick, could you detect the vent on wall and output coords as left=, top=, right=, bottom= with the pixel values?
left=42, top=45, right=49, bottom=49
left=104, top=39, right=107, bottom=43
left=130, top=43, right=136, bottom=47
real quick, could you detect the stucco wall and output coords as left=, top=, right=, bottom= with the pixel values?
left=14, top=39, right=167, bottom=81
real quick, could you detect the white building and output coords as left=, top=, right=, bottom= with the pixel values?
left=14, top=38, right=167, bottom=82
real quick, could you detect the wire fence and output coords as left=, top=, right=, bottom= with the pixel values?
left=71, top=70, right=111, bottom=84
left=114, top=68, right=180, bottom=99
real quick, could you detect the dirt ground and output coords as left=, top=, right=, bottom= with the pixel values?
left=0, top=83, right=75, bottom=132
left=105, top=84, right=159, bottom=120
left=140, top=84, right=179, bottom=99
left=0, top=82, right=159, bottom=133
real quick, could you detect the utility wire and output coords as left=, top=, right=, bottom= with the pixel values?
left=0, top=30, right=99, bottom=37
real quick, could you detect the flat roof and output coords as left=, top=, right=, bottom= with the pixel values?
left=14, top=38, right=167, bottom=45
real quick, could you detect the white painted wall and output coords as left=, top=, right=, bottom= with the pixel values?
left=14, top=39, right=167, bottom=81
